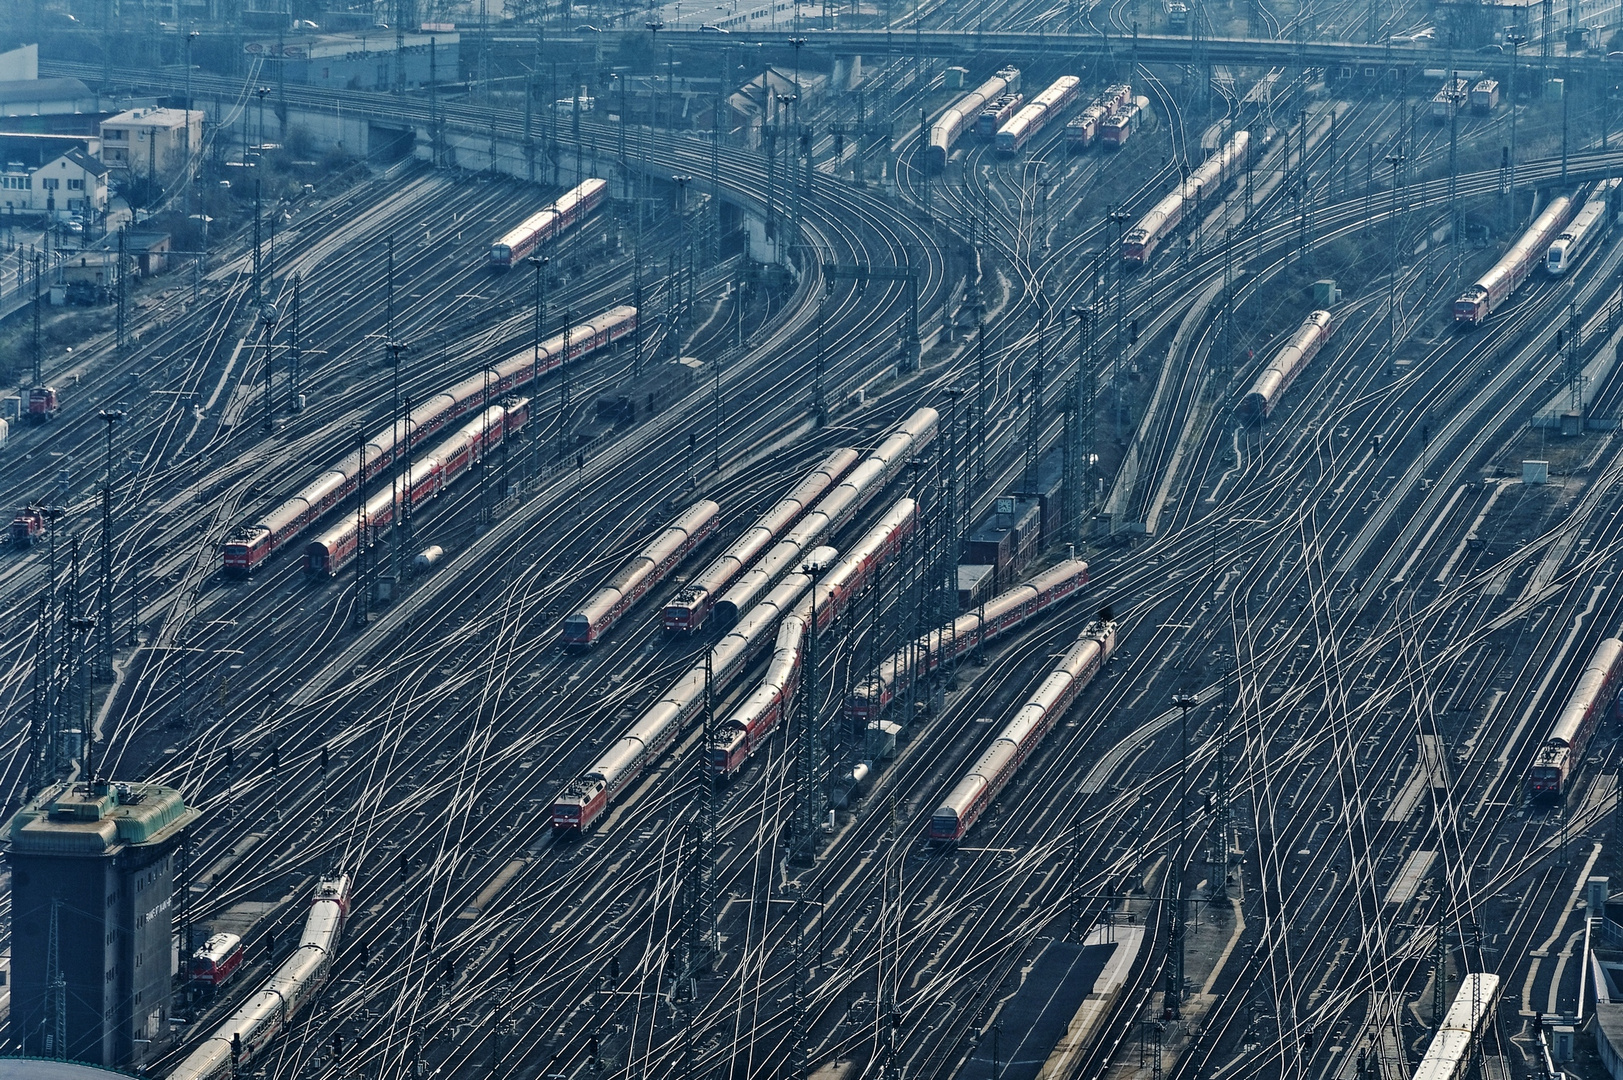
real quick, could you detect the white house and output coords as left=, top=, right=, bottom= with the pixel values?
left=0, top=146, right=108, bottom=218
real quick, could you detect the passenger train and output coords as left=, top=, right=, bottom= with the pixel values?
left=488, top=177, right=607, bottom=267
left=996, top=75, right=1080, bottom=155
left=663, top=447, right=860, bottom=634
left=1121, top=131, right=1249, bottom=267
left=563, top=499, right=720, bottom=648
left=1236, top=310, right=1335, bottom=424
left=167, top=875, right=351, bottom=1080
left=1527, top=636, right=1623, bottom=799
left=930, top=616, right=1116, bottom=842
left=712, top=407, right=937, bottom=627
left=1454, top=195, right=1574, bottom=324
left=223, top=305, right=636, bottom=573
left=845, top=559, right=1090, bottom=724
left=1547, top=178, right=1621, bottom=274
left=304, top=399, right=530, bottom=576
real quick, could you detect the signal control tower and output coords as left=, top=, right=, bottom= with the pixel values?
left=8, top=780, right=198, bottom=1070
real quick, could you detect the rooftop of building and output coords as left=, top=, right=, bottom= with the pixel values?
left=101, top=107, right=197, bottom=129
left=0, top=77, right=95, bottom=106
left=9, top=779, right=199, bottom=856
left=967, top=495, right=1041, bottom=543
left=0, top=1059, right=139, bottom=1079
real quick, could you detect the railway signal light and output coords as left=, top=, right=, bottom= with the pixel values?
left=224, top=746, right=234, bottom=773
left=360, top=942, right=370, bottom=963
left=610, top=955, right=620, bottom=979
left=1130, top=318, right=1140, bottom=344
left=589, top=1034, right=599, bottom=1061
left=333, top=1032, right=345, bottom=1059
left=231, top=1033, right=241, bottom=1062
left=506, top=950, right=517, bottom=975
left=400, top=852, right=409, bottom=880
left=443, top=957, right=454, bottom=982
left=320, top=746, right=328, bottom=773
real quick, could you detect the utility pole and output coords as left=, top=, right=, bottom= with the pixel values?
left=97, top=409, right=123, bottom=680
left=1166, top=693, right=1198, bottom=1020
left=352, top=428, right=370, bottom=629
left=260, top=304, right=279, bottom=432
left=1025, top=293, right=1048, bottom=495
left=1385, top=152, right=1404, bottom=376
left=1066, top=307, right=1096, bottom=540
left=527, top=253, right=548, bottom=485
left=289, top=274, right=302, bottom=407
left=792, top=561, right=827, bottom=863
left=386, top=339, right=411, bottom=596
left=975, top=321, right=988, bottom=485
left=1210, top=691, right=1231, bottom=900
left=673, top=174, right=692, bottom=355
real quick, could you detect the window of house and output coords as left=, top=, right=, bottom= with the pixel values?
left=68, top=178, right=82, bottom=190
left=41, top=177, right=58, bottom=190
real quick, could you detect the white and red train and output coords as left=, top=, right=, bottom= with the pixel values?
left=488, top=177, right=608, bottom=268
left=563, top=499, right=720, bottom=648
left=223, top=305, right=637, bottom=573
left=663, top=447, right=861, bottom=634
left=844, top=559, right=1091, bottom=725
left=976, top=93, right=1025, bottom=138
left=1121, top=130, right=1250, bottom=267
left=1527, top=637, right=1623, bottom=799
left=708, top=498, right=917, bottom=777
left=930, top=618, right=1116, bottom=842
left=1454, top=194, right=1575, bottom=324
left=1235, top=310, right=1335, bottom=424
left=712, top=407, right=938, bottom=628
left=552, top=545, right=840, bottom=833
left=167, top=874, right=351, bottom=1080
left=304, top=399, right=529, bottom=576
left=188, top=933, right=246, bottom=988
left=1066, top=83, right=1132, bottom=151
left=1547, top=178, right=1620, bottom=274
left=926, top=66, right=1022, bottom=171
left=996, top=75, right=1080, bottom=155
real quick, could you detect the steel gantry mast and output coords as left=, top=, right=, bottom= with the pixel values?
left=792, top=560, right=828, bottom=863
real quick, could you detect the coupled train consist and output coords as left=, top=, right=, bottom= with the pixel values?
left=488, top=177, right=607, bottom=267
left=926, top=66, right=1021, bottom=171
left=554, top=494, right=918, bottom=830
left=1121, top=131, right=1250, bottom=267
left=1526, top=636, right=1623, bottom=799
left=555, top=546, right=837, bottom=832
left=305, top=399, right=529, bottom=576
left=168, top=875, right=352, bottom=1080
left=996, top=75, right=1080, bottom=155
left=1065, top=84, right=1132, bottom=150
left=713, top=407, right=938, bottom=627
left=706, top=499, right=918, bottom=778
left=930, top=617, right=1116, bottom=841
left=224, top=305, right=637, bottom=573
left=663, top=447, right=860, bottom=634
left=1454, top=194, right=1574, bottom=324
left=563, top=499, right=720, bottom=648
left=845, top=558, right=1090, bottom=724
left=1236, top=310, right=1335, bottom=424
